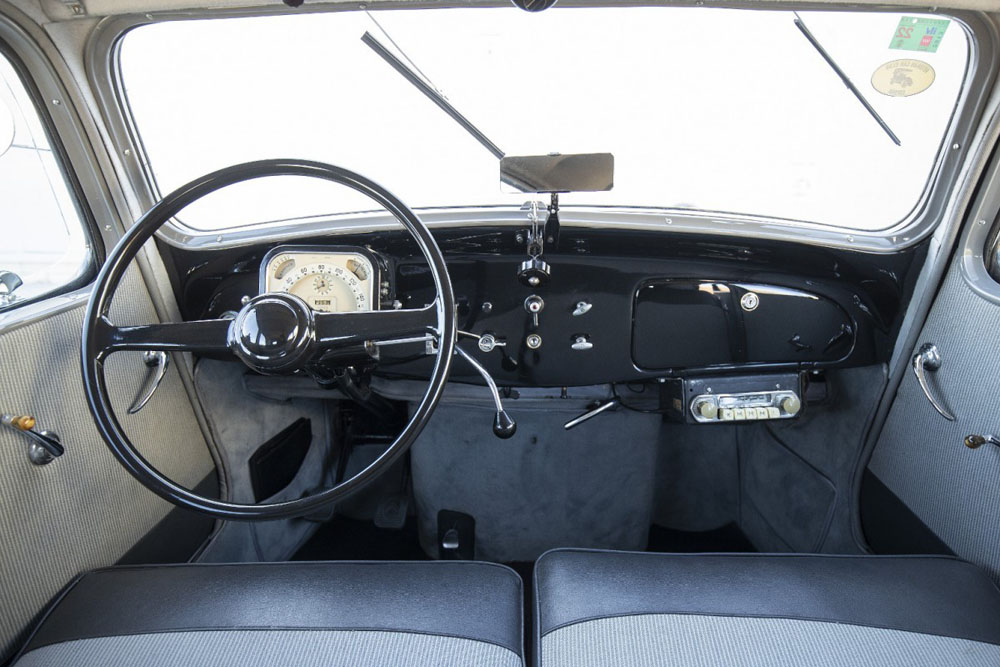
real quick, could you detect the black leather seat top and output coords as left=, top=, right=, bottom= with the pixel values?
left=534, top=550, right=1000, bottom=667
left=14, top=561, right=524, bottom=667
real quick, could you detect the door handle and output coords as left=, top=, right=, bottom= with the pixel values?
left=911, top=343, right=955, bottom=422
left=0, top=270, right=22, bottom=307
left=128, top=351, right=169, bottom=414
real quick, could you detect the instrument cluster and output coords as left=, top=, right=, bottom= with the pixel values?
left=259, top=246, right=379, bottom=313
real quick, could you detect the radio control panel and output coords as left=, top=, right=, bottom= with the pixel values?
left=663, top=373, right=803, bottom=425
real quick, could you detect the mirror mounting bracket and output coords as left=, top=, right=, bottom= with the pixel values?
left=544, top=192, right=560, bottom=249
left=517, top=201, right=551, bottom=287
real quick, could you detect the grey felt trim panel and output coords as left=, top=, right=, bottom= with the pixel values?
left=411, top=399, right=660, bottom=562
left=0, top=268, right=214, bottom=663
left=739, top=365, right=886, bottom=553
left=191, top=359, right=333, bottom=563
left=14, top=629, right=523, bottom=667
left=533, top=550, right=1000, bottom=645
left=22, top=561, right=524, bottom=657
left=869, top=260, right=1000, bottom=583
left=540, top=614, right=1000, bottom=667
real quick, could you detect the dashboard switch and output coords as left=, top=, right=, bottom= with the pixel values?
left=573, top=301, right=593, bottom=316
left=571, top=335, right=593, bottom=351
left=477, top=333, right=505, bottom=353
left=526, top=333, right=543, bottom=350
left=524, top=295, right=545, bottom=329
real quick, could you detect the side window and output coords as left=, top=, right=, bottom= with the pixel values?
left=0, top=51, right=92, bottom=311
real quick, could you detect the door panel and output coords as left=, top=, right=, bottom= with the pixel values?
left=0, top=269, right=215, bottom=660
left=866, top=261, right=1000, bottom=580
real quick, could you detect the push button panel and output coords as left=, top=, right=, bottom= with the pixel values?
left=691, top=389, right=802, bottom=424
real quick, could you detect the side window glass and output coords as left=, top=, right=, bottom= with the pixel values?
left=0, top=53, right=91, bottom=311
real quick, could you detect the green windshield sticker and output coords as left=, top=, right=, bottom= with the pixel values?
left=889, top=17, right=949, bottom=53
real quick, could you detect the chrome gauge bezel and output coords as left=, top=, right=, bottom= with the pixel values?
left=259, top=245, right=381, bottom=313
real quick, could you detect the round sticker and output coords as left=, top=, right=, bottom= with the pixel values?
left=871, top=60, right=935, bottom=97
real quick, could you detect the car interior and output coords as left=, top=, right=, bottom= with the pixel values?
left=1, top=0, right=1000, bottom=665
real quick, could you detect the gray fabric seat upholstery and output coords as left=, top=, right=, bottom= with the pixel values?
left=535, top=549, right=1000, bottom=667
left=13, top=561, right=524, bottom=666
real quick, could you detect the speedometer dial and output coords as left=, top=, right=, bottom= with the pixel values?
left=261, top=247, right=377, bottom=313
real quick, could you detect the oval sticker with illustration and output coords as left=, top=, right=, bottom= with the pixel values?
left=871, top=60, right=935, bottom=97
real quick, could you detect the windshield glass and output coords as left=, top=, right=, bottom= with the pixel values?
left=118, top=7, right=970, bottom=232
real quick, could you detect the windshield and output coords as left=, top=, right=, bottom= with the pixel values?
left=118, top=7, right=970, bottom=233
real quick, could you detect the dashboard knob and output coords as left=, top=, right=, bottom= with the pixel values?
left=518, top=258, right=551, bottom=287
left=695, top=399, right=718, bottom=420
left=781, top=395, right=802, bottom=416
left=493, top=410, right=517, bottom=439
left=526, top=333, right=542, bottom=350
left=571, top=335, right=593, bottom=351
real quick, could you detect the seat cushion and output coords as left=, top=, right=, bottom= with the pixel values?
left=535, top=550, right=1000, bottom=667
left=14, top=560, right=523, bottom=667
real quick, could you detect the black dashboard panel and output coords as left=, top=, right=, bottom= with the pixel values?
left=168, top=226, right=925, bottom=387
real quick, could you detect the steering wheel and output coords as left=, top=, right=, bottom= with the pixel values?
left=82, top=159, right=456, bottom=520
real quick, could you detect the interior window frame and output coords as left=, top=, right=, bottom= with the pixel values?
left=0, top=34, right=104, bottom=317
left=86, top=4, right=999, bottom=254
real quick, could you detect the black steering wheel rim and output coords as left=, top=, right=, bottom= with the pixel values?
left=82, top=159, right=456, bottom=520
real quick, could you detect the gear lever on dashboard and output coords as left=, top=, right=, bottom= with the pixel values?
left=453, top=346, right=516, bottom=439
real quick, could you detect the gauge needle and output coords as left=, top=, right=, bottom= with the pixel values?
left=793, top=13, right=901, bottom=147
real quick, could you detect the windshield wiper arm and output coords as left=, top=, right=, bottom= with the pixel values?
left=793, top=13, right=901, bottom=146
left=361, top=31, right=506, bottom=159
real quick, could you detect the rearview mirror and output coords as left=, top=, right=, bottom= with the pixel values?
left=0, top=98, right=14, bottom=159
left=500, top=153, right=613, bottom=193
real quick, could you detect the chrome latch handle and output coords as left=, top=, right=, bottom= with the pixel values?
left=911, top=343, right=955, bottom=422
left=128, top=351, right=169, bottom=414
left=0, top=270, right=23, bottom=307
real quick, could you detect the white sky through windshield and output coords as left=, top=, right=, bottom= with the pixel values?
left=119, top=7, right=969, bottom=232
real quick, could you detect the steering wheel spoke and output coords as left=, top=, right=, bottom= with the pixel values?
left=314, top=303, right=438, bottom=351
left=96, top=316, right=232, bottom=359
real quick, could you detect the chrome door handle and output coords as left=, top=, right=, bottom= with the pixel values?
left=0, top=270, right=22, bottom=307
left=128, top=351, right=169, bottom=415
left=911, top=343, right=955, bottom=422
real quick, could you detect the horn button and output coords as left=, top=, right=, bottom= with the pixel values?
left=228, top=293, right=316, bottom=374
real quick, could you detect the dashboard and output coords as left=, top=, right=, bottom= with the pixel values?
left=174, top=225, right=924, bottom=398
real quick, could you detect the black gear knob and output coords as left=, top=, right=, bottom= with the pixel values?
left=493, top=410, right=517, bottom=439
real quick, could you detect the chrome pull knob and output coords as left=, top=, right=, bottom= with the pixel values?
left=572, top=301, right=592, bottom=316
left=912, top=343, right=955, bottom=421
left=571, top=335, right=593, bottom=351
left=965, top=434, right=1000, bottom=450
